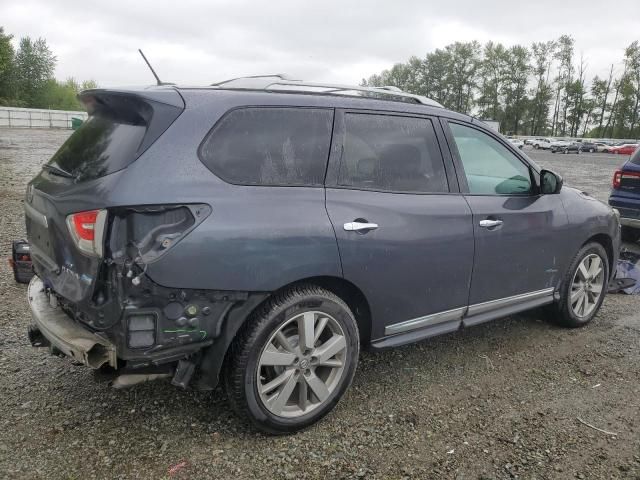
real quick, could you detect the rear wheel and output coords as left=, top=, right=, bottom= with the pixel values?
left=553, top=242, right=608, bottom=328
left=225, top=285, right=360, bottom=434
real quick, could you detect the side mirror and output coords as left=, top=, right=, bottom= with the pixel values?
left=540, top=169, right=563, bottom=194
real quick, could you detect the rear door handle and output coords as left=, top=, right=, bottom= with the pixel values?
left=479, top=219, right=503, bottom=228
left=344, top=222, right=379, bottom=232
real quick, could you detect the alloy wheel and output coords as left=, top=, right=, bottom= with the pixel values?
left=256, top=311, right=348, bottom=418
left=570, top=253, right=605, bottom=318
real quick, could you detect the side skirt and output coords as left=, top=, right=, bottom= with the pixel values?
left=370, top=288, right=555, bottom=350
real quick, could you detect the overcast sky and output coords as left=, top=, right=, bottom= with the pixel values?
left=4, top=0, right=640, bottom=87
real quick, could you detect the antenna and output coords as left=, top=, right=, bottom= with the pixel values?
left=138, top=49, right=169, bottom=86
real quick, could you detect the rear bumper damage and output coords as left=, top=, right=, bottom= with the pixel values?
left=27, top=274, right=269, bottom=390
left=28, top=276, right=117, bottom=369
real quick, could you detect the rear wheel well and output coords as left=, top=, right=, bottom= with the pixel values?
left=584, top=233, right=614, bottom=275
left=304, top=276, right=372, bottom=346
left=212, top=276, right=372, bottom=390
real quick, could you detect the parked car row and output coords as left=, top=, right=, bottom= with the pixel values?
left=523, top=137, right=639, bottom=155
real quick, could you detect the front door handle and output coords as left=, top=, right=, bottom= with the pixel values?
left=479, top=219, right=503, bottom=228
left=344, top=222, right=379, bottom=232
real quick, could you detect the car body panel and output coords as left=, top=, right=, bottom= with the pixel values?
left=325, top=188, right=475, bottom=341
left=462, top=194, right=570, bottom=305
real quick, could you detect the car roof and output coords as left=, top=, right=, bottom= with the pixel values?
left=79, top=77, right=478, bottom=124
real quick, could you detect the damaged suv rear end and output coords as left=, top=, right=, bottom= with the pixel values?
left=26, top=87, right=265, bottom=390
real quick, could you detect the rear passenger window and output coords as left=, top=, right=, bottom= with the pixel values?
left=199, top=108, right=333, bottom=186
left=338, top=114, right=448, bottom=193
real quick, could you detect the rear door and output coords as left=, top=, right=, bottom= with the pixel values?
left=325, top=110, right=474, bottom=344
left=443, top=120, right=568, bottom=325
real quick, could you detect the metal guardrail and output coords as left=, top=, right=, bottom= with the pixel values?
left=0, top=107, right=88, bottom=129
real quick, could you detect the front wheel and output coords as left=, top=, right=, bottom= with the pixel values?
left=225, top=285, right=360, bottom=434
left=553, top=242, right=609, bottom=328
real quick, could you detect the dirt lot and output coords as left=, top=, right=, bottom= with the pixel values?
left=0, top=129, right=639, bottom=479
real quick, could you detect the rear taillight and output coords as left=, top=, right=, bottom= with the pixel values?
left=66, top=209, right=108, bottom=257
left=612, top=169, right=640, bottom=189
left=613, top=170, right=622, bottom=188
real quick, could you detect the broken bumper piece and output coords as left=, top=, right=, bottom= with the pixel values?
left=27, top=276, right=117, bottom=369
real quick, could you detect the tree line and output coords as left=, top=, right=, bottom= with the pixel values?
left=362, top=35, right=640, bottom=139
left=0, top=26, right=97, bottom=111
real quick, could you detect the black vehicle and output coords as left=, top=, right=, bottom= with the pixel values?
left=579, top=141, right=598, bottom=153
left=25, top=75, right=620, bottom=433
left=550, top=142, right=581, bottom=154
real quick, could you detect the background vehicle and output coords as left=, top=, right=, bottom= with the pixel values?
left=507, top=137, right=524, bottom=149
left=25, top=76, right=620, bottom=433
left=532, top=138, right=553, bottom=149
left=610, top=144, right=639, bottom=155
left=603, top=142, right=625, bottom=153
left=579, top=141, right=598, bottom=153
left=550, top=140, right=580, bottom=154
left=609, top=148, right=640, bottom=241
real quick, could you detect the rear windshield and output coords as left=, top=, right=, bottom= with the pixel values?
left=47, top=100, right=148, bottom=182
left=629, top=147, right=640, bottom=165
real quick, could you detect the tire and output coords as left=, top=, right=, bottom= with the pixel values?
left=534, top=144, right=539, bottom=149
left=552, top=242, right=609, bottom=328
left=225, top=284, right=360, bottom=434
left=590, top=148, right=595, bottom=153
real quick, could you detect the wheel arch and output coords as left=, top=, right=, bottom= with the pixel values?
left=197, top=275, right=372, bottom=391
left=583, top=233, right=614, bottom=278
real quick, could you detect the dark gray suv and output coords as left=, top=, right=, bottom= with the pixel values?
left=25, top=75, right=620, bottom=433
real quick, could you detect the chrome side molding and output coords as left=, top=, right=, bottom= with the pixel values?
left=384, top=288, right=555, bottom=337
left=384, top=307, right=465, bottom=336
left=466, top=288, right=554, bottom=317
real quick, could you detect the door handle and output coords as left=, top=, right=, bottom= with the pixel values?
left=344, top=222, right=379, bottom=232
left=479, top=219, right=503, bottom=228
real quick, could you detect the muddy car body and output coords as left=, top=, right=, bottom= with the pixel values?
left=26, top=77, right=620, bottom=433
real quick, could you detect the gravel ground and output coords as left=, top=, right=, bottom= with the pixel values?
left=0, top=129, right=639, bottom=479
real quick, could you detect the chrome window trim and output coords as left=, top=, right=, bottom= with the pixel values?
left=384, top=288, right=555, bottom=336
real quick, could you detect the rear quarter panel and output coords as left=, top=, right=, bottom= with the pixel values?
left=105, top=90, right=342, bottom=291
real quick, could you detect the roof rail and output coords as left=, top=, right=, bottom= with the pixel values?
left=210, top=75, right=443, bottom=108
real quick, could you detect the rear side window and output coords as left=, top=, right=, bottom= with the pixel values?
left=338, top=113, right=448, bottom=193
left=199, top=107, right=333, bottom=186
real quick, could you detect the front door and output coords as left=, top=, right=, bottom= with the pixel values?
left=444, top=121, right=568, bottom=324
left=325, top=111, right=474, bottom=344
